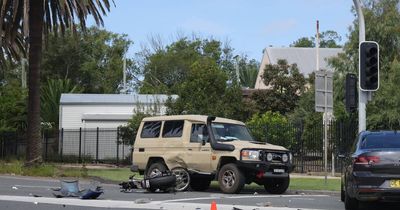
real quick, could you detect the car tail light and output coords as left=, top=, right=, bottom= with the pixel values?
left=353, top=156, right=380, bottom=165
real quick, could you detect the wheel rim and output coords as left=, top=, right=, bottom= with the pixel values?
left=221, top=169, right=236, bottom=188
left=172, top=168, right=190, bottom=191
left=148, top=168, right=162, bottom=178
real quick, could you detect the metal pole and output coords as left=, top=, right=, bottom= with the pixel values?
left=96, top=127, right=99, bottom=163
left=353, top=0, right=367, bottom=133
left=79, top=128, right=82, bottom=163
left=116, top=127, right=119, bottom=166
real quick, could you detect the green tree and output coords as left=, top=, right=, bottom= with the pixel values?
left=290, top=30, right=342, bottom=48
left=0, top=82, right=27, bottom=132
left=246, top=111, right=295, bottom=149
left=40, top=79, right=81, bottom=129
left=251, top=59, right=306, bottom=115
left=237, top=56, right=259, bottom=88
left=0, top=0, right=112, bottom=164
left=41, top=27, right=134, bottom=93
left=138, top=37, right=236, bottom=94
left=166, top=58, right=244, bottom=120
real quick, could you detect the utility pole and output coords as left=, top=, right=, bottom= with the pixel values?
left=353, top=0, right=367, bottom=133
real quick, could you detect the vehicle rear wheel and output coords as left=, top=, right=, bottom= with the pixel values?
left=218, top=163, right=245, bottom=194
left=145, top=162, right=168, bottom=192
left=264, top=177, right=289, bottom=194
left=344, top=188, right=358, bottom=210
left=190, top=176, right=211, bottom=191
left=171, top=167, right=191, bottom=192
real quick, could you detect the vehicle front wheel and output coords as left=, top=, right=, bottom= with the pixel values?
left=264, top=177, right=289, bottom=194
left=218, top=163, right=245, bottom=194
left=344, top=189, right=358, bottom=210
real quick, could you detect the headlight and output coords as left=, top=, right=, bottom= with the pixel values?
left=282, top=154, right=288, bottom=162
left=266, top=153, right=273, bottom=161
left=241, top=150, right=260, bottom=160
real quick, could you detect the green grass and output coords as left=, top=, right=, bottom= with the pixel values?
left=87, top=168, right=135, bottom=182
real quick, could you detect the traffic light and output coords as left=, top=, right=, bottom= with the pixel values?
left=359, top=41, right=379, bottom=91
left=345, top=73, right=357, bottom=113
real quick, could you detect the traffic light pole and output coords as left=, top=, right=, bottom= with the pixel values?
left=353, top=0, right=367, bottom=132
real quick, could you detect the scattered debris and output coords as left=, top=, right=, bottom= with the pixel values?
left=256, top=202, right=271, bottom=207
left=33, top=202, right=38, bottom=205
left=12, top=186, right=18, bottom=190
left=253, top=192, right=258, bottom=195
left=134, top=198, right=152, bottom=204
left=232, top=207, right=243, bottom=210
left=52, top=180, right=103, bottom=199
left=119, top=171, right=176, bottom=193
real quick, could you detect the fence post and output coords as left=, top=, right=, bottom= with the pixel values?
left=116, top=127, right=119, bottom=166
left=60, top=128, right=64, bottom=162
left=45, top=130, right=48, bottom=161
left=96, top=127, right=99, bottom=163
left=300, top=122, right=304, bottom=174
left=1, top=132, right=3, bottom=158
left=79, top=128, right=82, bottom=163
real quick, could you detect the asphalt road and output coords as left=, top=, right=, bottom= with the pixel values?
left=0, top=175, right=399, bottom=210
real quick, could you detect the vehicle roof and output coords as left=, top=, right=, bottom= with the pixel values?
left=141, top=115, right=245, bottom=125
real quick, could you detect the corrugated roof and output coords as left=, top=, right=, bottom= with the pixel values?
left=60, top=94, right=178, bottom=105
left=265, top=47, right=342, bottom=76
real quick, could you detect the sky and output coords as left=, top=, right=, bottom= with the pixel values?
left=93, top=0, right=355, bottom=61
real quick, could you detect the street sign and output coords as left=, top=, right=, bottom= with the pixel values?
left=315, top=70, right=333, bottom=113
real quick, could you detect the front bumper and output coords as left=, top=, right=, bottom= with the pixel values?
left=236, top=160, right=294, bottom=178
left=351, top=171, right=400, bottom=201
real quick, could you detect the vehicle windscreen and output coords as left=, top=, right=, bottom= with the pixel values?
left=212, top=123, right=254, bottom=141
left=360, top=133, right=400, bottom=149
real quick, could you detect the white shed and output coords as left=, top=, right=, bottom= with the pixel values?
left=59, top=93, right=176, bottom=129
left=58, top=93, right=177, bottom=161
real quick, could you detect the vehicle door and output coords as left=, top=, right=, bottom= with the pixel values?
left=183, top=123, right=212, bottom=172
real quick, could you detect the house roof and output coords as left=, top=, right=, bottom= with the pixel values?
left=60, top=94, right=178, bottom=105
left=255, top=47, right=342, bottom=89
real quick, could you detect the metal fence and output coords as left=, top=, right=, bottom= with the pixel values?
left=0, top=120, right=358, bottom=173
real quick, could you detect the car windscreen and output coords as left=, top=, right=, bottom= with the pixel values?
left=360, top=134, right=400, bottom=149
left=212, top=123, right=254, bottom=141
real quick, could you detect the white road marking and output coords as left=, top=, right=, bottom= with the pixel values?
left=0, top=195, right=323, bottom=210
left=14, top=185, right=54, bottom=189
left=155, top=194, right=329, bottom=204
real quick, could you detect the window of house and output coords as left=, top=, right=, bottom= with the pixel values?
left=162, top=120, right=184, bottom=138
left=141, top=121, right=161, bottom=138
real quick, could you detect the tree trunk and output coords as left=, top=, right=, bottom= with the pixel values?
left=26, top=0, right=43, bottom=164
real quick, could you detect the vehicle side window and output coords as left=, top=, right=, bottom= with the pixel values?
left=162, top=120, right=184, bottom=138
left=141, top=121, right=161, bottom=138
left=190, top=124, right=208, bottom=143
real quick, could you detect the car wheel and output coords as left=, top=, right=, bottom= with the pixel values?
left=264, top=177, right=290, bottom=194
left=341, top=182, right=345, bottom=202
left=344, top=188, right=358, bottom=210
left=171, top=167, right=191, bottom=192
left=145, top=162, right=168, bottom=192
left=218, top=163, right=245, bottom=194
left=190, top=176, right=211, bottom=191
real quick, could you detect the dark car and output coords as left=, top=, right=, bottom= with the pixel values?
left=340, top=131, right=400, bottom=210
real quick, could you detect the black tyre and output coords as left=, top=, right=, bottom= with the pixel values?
left=344, top=189, right=358, bottom=210
left=341, top=182, right=345, bottom=202
left=190, top=176, right=211, bottom=191
left=264, top=177, right=290, bottom=194
left=145, top=162, right=168, bottom=192
left=218, top=163, right=245, bottom=194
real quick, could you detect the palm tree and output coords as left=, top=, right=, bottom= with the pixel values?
left=0, top=0, right=112, bottom=164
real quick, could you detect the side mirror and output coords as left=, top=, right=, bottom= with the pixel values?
left=202, top=139, right=206, bottom=146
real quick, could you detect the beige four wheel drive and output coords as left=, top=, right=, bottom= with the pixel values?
left=131, top=115, right=294, bottom=194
